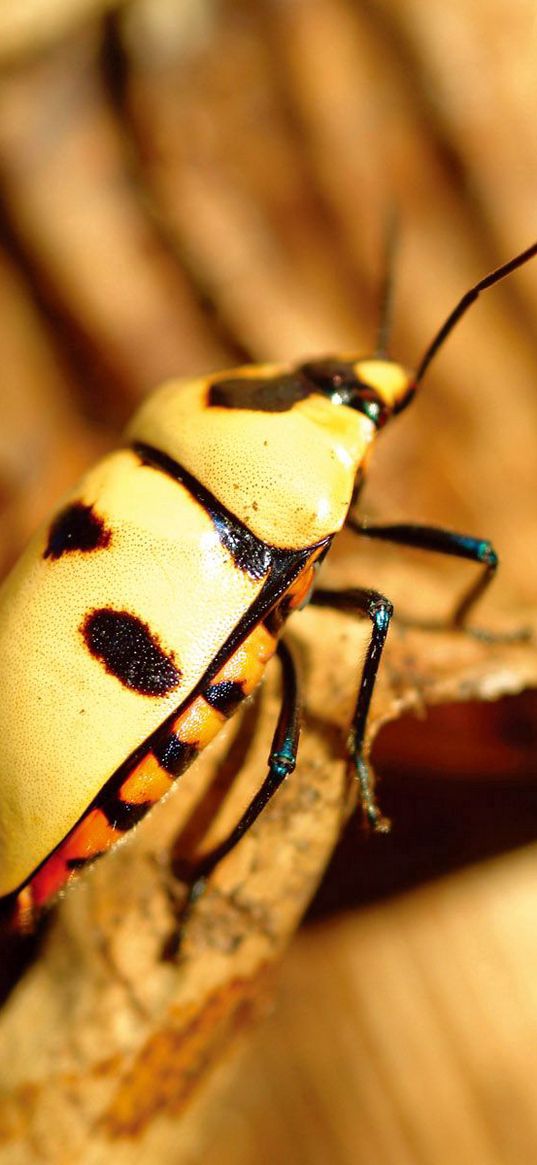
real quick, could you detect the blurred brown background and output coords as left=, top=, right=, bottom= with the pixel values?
left=0, top=1, right=537, bottom=1162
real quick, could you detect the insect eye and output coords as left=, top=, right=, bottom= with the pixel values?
left=360, top=394, right=389, bottom=428
left=296, top=359, right=390, bottom=427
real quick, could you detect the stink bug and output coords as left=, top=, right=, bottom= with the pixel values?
left=0, top=240, right=536, bottom=933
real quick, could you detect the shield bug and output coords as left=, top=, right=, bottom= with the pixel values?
left=1, top=240, right=535, bottom=932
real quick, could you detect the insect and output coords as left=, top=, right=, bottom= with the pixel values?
left=0, top=240, right=535, bottom=934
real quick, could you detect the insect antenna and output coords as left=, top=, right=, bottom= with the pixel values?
left=374, top=207, right=399, bottom=359
left=414, top=239, right=537, bottom=386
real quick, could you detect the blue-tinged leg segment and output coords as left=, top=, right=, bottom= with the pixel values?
left=347, top=517, right=499, bottom=628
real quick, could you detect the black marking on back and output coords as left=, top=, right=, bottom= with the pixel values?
left=153, top=734, right=198, bottom=777
left=102, top=797, right=153, bottom=832
left=207, top=360, right=389, bottom=428
left=203, top=680, right=245, bottom=718
left=132, top=442, right=272, bottom=580
left=208, top=373, right=311, bottom=413
left=5, top=541, right=329, bottom=904
left=44, top=502, right=112, bottom=560
left=81, top=608, right=182, bottom=696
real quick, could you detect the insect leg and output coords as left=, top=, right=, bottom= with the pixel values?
left=185, top=636, right=301, bottom=889
left=347, top=517, right=499, bottom=628
left=311, top=586, right=393, bottom=831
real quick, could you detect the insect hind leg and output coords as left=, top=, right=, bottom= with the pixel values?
left=177, top=637, right=302, bottom=917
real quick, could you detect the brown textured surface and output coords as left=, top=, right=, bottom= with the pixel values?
left=0, top=2, right=536, bottom=1162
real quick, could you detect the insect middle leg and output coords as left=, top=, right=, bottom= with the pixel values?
left=312, top=517, right=522, bottom=830
left=310, top=585, right=393, bottom=831
left=180, top=636, right=301, bottom=902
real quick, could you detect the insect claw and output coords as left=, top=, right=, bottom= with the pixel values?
left=354, top=756, right=391, bottom=834
left=368, top=807, right=392, bottom=834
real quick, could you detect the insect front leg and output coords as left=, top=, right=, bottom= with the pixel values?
left=347, top=517, right=523, bottom=637
left=310, top=586, right=393, bottom=832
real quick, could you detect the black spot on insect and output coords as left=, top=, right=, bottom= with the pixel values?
left=81, top=609, right=181, bottom=696
left=208, top=373, right=311, bottom=412
left=208, top=361, right=389, bottom=428
left=102, top=797, right=153, bottom=832
left=44, top=502, right=112, bottom=560
left=153, top=734, right=198, bottom=777
left=203, top=680, right=245, bottom=718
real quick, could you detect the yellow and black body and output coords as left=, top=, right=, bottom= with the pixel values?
left=0, top=356, right=413, bottom=929
left=0, top=239, right=535, bottom=932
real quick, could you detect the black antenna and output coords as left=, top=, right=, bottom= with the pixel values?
left=374, top=207, right=399, bottom=359
left=415, top=239, right=537, bottom=386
